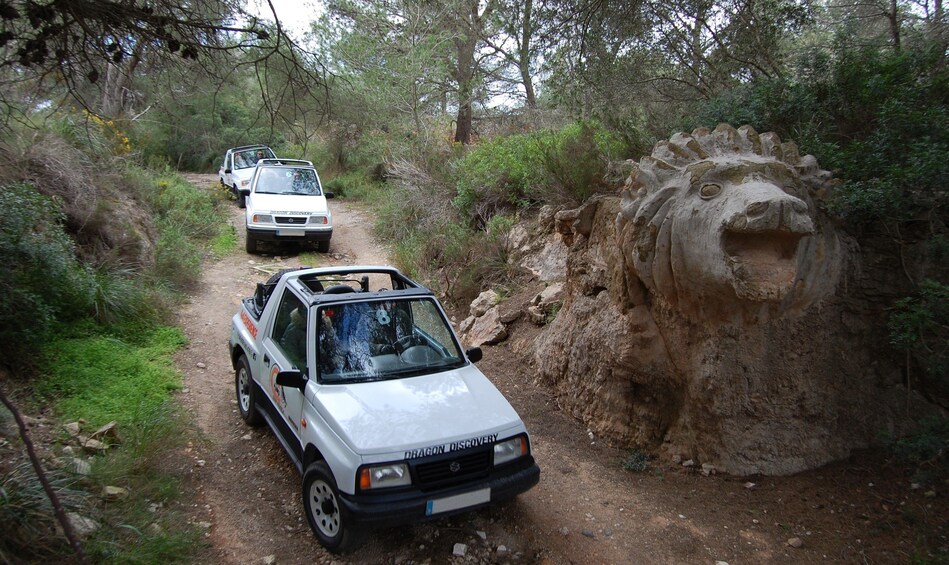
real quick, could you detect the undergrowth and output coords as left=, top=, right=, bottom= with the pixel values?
left=37, top=325, right=185, bottom=427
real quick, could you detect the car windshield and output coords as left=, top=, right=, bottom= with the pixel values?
left=317, top=297, right=465, bottom=384
left=254, top=168, right=323, bottom=195
left=234, top=147, right=275, bottom=170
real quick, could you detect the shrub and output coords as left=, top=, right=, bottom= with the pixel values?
left=453, top=121, right=626, bottom=226
left=882, top=417, right=949, bottom=486
left=889, top=280, right=949, bottom=385
left=0, top=183, right=94, bottom=364
left=622, top=449, right=651, bottom=472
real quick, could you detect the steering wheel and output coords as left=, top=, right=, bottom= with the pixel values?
left=394, top=334, right=419, bottom=354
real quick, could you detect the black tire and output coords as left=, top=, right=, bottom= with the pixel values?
left=317, top=239, right=330, bottom=253
left=302, top=462, right=362, bottom=553
left=245, top=231, right=257, bottom=254
left=236, top=187, right=246, bottom=208
left=235, top=355, right=263, bottom=426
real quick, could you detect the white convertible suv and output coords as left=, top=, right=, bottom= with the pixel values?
left=244, top=159, right=334, bottom=254
left=228, top=266, right=540, bottom=553
left=218, top=144, right=276, bottom=208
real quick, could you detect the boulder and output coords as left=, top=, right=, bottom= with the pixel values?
left=469, top=290, right=500, bottom=317
left=466, top=307, right=508, bottom=346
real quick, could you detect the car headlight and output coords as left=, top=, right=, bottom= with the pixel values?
left=493, top=435, right=529, bottom=466
left=240, top=180, right=250, bottom=187
left=358, top=463, right=411, bottom=490
left=251, top=214, right=274, bottom=224
left=308, top=215, right=328, bottom=225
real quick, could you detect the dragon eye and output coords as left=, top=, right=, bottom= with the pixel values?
left=699, top=183, right=722, bottom=200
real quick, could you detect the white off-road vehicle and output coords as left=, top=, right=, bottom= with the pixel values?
left=228, top=266, right=540, bottom=552
left=244, top=159, right=334, bottom=254
left=218, top=144, right=276, bottom=208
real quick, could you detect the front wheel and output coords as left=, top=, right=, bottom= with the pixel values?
left=302, top=462, right=361, bottom=553
left=317, top=239, right=330, bottom=253
left=245, top=231, right=258, bottom=254
left=235, top=355, right=263, bottom=426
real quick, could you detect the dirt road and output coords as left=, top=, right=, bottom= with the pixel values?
left=174, top=174, right=946, bottom=564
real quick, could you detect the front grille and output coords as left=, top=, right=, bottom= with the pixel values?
left=275, top=216, right=307, bottom=225
left=412, top=447, right=491, bottom=489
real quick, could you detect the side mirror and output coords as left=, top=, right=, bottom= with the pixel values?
left=325, top=192, right=335, bottom=199
left=466, top=347, right=482, bottom=363
left=276, top=370, right=307, bottom=390
left=224, top=168, right=232, bottom=174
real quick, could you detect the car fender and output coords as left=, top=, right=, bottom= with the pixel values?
left=230, top=310, right=261, bottom=369
left=300, top=386, right=362, bottom=494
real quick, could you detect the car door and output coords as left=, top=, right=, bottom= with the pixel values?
left=261, top=289, right=308, bottom=440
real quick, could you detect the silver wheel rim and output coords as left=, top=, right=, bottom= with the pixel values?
left=308, top=479, right=341, bottom=537
left=237, top=367, right=251, bottom=413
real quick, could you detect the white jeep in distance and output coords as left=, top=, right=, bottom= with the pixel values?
left=228, top=266, right=540, bottom=552
left=244, top=159, right=334, bottom=254
left=218, top=144, right=276, bottom=208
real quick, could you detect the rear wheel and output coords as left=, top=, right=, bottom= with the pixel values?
left=302, top=462, right=361, bottom=553
left=235, top=355, right=263, bottom=426
left=236, top=187, right=246, bottom=208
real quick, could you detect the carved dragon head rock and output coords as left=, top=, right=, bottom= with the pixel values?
left=617, top=124, right=842, bottom=321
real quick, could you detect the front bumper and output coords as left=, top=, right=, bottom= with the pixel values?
left=338, top=457, right=540, bottom=529
left=246, top=227, right=333, bottom=243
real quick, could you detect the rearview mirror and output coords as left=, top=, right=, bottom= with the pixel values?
left=466, top=347, right=482, bottom=363
left=276, top=370, right=307, bottom=390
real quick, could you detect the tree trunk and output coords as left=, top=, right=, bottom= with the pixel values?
left=519, top=0, right=537, bottom=108
left=100, top=45, right=143, bottom=118
left=888, top=0, right=902, bottom=51
left=452, top=6, right=478, bottom=144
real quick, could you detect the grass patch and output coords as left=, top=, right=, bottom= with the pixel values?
left=37, top=326, right=186, bottom=427
left=210, top=224, right=237, bottom=258
left=0, top=462, right=87, bottom=562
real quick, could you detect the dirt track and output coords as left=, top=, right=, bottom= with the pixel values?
left=173, top=173, right=947, bottom=564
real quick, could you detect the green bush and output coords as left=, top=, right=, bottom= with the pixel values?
left=882, top=417, right=949, bottom=486
left=322, top=171, right=383, bottom=200
left=453, top=121, right=625, bottom=226
left=0, top=183, right=95, bottom=363
left=889, top=280, right=949, bottom=384
left=689, top=43, right=949, bottom=228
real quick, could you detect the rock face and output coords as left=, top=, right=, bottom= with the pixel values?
left=534, top=124, right=939, bottom=475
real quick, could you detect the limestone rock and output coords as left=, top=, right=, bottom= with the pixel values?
left=102, top=486, right=129, bottom=501
left=469, top=290, right=500, bottom=317
left=64, top=512, right=99, bottom=538
left=90, top=421, right=120, bottom=444
left=82, top=438, right=109, bottom=453
left=63, top=422, right=81, bottom=437
left=466, top=307, right=508, bottom=346
left=533, top=283, right=564, bottom=307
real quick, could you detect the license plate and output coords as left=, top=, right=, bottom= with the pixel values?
left=425, top=488, right=490, bottom=515
left=276, top=229, right=305, bottom=237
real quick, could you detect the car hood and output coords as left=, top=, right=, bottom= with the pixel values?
left=311, top=364, right=524, bottom=456
left=249, top=193, right=329, bottom=214
left=232, top=168, right=255, bottom=182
